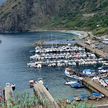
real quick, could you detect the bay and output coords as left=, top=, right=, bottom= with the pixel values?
left=0, top=32, right=88, bottom=100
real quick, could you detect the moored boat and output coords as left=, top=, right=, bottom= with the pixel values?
left=65, top=68, right=83, bottom=80
left=98, top=66, right=108, bottom=73
left=5, top=83, right=16, bottom=91
left=65, top=80, right=78, bottom=85
left=70, top=81, right=84, bottom=88
left=82, top=69, right=96, bottom=77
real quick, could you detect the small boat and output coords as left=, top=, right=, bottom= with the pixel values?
left=6, top=83, right=16, bottom=91
left=103, top=38, right=108, bottom=44
left=70, top=82, right=84, bottom=88
left=27, top=62, right=42, bottom=68
left=80, top=94, right=89, bottom=101
left=65, top=68, right=83, bottom=80
left=98, top=66, right=108, bottom=73
left=65, top=80, right=78, bottom=85
left=89, top=92, right=104, bottom=100
left=82, top=69, right=95, bottom=77
left=99, top=79, right=107, bottom=87
left=29, top=80, right=35, bottom=88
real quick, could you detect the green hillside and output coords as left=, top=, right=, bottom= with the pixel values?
left=0, top=0, right=108, bottom=34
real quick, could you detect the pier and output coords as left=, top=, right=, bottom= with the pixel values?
left=76, top=41, right=108, bottom=58
left=83, top=77, right=108, bottom=97
left=4, top=86, right=14, bottom=107
left=33, top=82, right=59, bottom=108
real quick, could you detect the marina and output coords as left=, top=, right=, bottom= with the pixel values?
left=27, top=43, right=108, bottom=68
left=1, top=32, right=108, bottom=107
left=26, top=33, right=108, bottom=106
left=0, top=32, right=88, bottom=100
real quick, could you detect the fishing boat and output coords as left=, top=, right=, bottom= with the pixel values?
left=65, top=68, right=83, bottom=80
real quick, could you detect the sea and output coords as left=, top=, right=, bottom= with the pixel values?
left=0, top=32, right=90, bottom=100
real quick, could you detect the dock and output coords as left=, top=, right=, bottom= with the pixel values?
left=76, top=41, right=108, bottom=58
left=83, top=77, right=108, bottom=97
left=4, top=86, right=14, bottom=107
left=33, top=82, right=59, bottom=108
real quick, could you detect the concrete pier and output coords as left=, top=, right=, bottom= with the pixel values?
left=76, top=41, right=108, bottom=58
left=83, top=77, right=108, bottom=97
left=4, top=86, right=14, bottom=107
left=33, top=82, right=59, bottom=108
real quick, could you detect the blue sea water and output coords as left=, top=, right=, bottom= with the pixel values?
left=0, top=32, right=89, bottom=100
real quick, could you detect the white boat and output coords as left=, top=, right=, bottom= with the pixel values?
left=82, top=69, right=95, bottom=77
left=103, top=39, right=108, bottom=44
left=27, top=62, right=42, bottom=68
left=65, top=80, right=78, bottom=85
left=65, top=68, right=83, bottom=80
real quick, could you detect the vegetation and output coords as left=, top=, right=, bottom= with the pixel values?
left=0, top=0, right=108, bottom=35
left=0, top=92, right=49, bottom=108
left=0, top=92, right=95, bottom=108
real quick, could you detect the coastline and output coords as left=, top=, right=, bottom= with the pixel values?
left=30, top=29, right=93, bottom=39
left=0, top=29, right=93, bottom=39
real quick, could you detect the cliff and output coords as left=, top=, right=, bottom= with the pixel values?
left=0, top=0, right=108, bottom=34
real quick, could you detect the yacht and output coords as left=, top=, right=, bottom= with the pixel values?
left=65, top=68, right=83, bottom=80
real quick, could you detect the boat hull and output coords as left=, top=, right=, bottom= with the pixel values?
left=65, top=69, right=83, bottom=80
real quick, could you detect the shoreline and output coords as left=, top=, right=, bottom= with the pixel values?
left=0, top=29, right=93, bottom=39
left=30, top=29, right=93, bottom=39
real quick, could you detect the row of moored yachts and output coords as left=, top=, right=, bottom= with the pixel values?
left=27, top=45, right=108, bottom=68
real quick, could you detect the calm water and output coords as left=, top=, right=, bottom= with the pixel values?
left=0, top=32, right=89, bottom=100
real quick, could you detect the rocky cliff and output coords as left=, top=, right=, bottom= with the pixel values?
left=0, top=0, right=108, bottom=34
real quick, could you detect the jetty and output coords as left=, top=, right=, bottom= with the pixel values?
left=4, top=86, right=14, bottom=107
left=83, top=77, right=108, bottom=97
left=33, top=82, right=59, bottom=108
left=76, top=41, right=108, bottom=58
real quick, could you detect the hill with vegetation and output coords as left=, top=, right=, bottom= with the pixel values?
left=0, top=0, right=108, bottom=35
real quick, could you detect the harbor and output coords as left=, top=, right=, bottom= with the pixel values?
left=26, top=32, right=108, bottom=106
left=0, top=32, right=88, bottom=100
left=1, top=32, right=108, bottom=107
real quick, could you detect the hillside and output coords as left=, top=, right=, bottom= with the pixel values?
left=0, top=0, right=108, bottom=34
